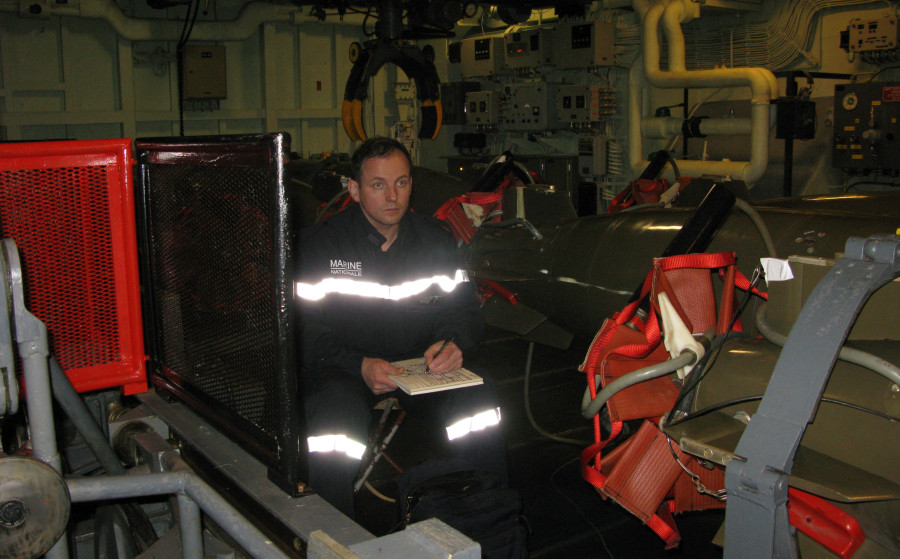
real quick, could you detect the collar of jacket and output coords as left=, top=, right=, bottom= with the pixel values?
left=349, top=203, right=417, bottom=252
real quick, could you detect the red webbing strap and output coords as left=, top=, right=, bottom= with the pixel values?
left=578, top=264, right=660, bottom=488
left=607, top=185, right=635, bottom=213
left=609, top=312, right=661, bottom=359
left=647, top=503, right=682, bottom=549
left=580, top=421, right=623, bottom=490
left=659, top=251, right=769, bottom=312
left=580, top=320, right=616, bottom=377
left=717, top=265, right=737, bottom=335
left=582, top=354, right=622, bottom=489
left=580, top=251, right=761, bottom=523
left=656, top=251, right=735, bottom=272
left=578, top=269, right=655, bottom=374
left=434, top=189, right=505, bottom=223
left=650, top=261, right=695, bottom=332
left=459, top=191, right=504, bottom=206
left=584, top=346, right=603, bottom=442
left=581, top=440, right=608, bottom=489
left=659, top=251, right=768, bottom=300
left=733, top=269, right=768, bottom=300
left=474, top=277, right=518, bottom=305
left=433, top=197, right=459, bottom=221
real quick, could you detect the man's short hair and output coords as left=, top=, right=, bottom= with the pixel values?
left=350, top=137, right=412, bottom=182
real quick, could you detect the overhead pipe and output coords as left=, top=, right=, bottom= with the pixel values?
left=652, top=0, right=778, bottom=100
left=641, top=115, right=753, bottom=137
left=641, top=108, right=779, bottom=138
left=0, top=0, right=361, bottom=42
left=630, top=0, right=779, bottom=185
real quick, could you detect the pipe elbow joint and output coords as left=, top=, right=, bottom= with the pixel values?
left=742, top=158, right=767, bottom=185
left=663, top=0, right=700, bottom=26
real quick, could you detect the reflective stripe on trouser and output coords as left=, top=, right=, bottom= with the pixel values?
left=303, top=368, right=375, bottom=518
left=302, top=365, right=510, bottom=516
left=446, top=407, right=502, bottom=440
left=307, top=434, right=367, bottom=460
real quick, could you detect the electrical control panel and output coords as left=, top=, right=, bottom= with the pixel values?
left=500, top=83, right=558, bottom=131
left=458, top=36, right=505, bottom=78
left=465, top=90, right=500, bottom=126
left=183, top=45, right=227, bottom=99
left=847, top=15, right=899, bottom=52
left=441, top=82, right=481, bottom=125
left=577, top=135, right=608, bottom=178
left=551, top=21, right=615, bottom=69
left=833, top=82, right=900, bottom=170
left=504, top=28, right=553, bottom=69
left=556, top=85, right=616, bottom=126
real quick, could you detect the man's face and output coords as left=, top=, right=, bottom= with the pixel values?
left=348, top=149, right=412, bottom=239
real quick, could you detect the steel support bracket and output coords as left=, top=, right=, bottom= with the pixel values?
left=724, top=234, right=900, bottom=558
left=0, top=241, right=19, bottom=417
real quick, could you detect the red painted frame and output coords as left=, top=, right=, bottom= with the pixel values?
left=0, top=139, right=147, bottom=395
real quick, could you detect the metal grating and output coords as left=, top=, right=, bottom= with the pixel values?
left=136, top=134, right=305, bottom=494
left=0, top=139, right=147, bottom=394
left=0, top=167, right=119, bottom=368
left=146, top=164, right=279, bottom=433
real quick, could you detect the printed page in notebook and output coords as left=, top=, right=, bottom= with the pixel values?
left=390, top=358, right=483, bottom=395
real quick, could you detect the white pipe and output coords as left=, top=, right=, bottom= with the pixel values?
left=642, top=116, right=753, bottom=137
left=628, top=54, right=646, bottom=175
left=655, top=0, right=778, bottom=98
left=630, top=0, right=779, bottom=184
left=661, top=0, right=693, bottom=71
left=0, top=0, right=360, bottom=42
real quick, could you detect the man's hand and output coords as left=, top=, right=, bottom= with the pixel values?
left=361, top=357, right=402, bottom=395
left=424, top=339, right=462, bottom=374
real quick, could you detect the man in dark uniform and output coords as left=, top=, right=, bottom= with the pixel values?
left=295, top=137, right=508, bottom=518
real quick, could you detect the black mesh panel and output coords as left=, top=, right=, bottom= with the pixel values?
left=136, top=134, right=305, bottom=494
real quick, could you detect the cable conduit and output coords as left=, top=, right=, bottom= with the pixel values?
left=756, top=302, right=900, bottom=386
left=581, top=349, right=695, bottom=420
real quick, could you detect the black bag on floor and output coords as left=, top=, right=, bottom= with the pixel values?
left=398, top=459, right=528, bottom=559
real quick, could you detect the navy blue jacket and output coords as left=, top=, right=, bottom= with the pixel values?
left=296, top=204, right=483, bottom=379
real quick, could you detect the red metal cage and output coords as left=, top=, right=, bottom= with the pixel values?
left=0, top=139, right=147, bottom=395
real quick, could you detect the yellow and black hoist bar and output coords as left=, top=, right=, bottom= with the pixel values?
left=326, top=0, right=587, bottom=141
left=341, top=38, right=443, bottom=141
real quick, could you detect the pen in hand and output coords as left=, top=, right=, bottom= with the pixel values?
left=424, top=336, right=455, bottom=373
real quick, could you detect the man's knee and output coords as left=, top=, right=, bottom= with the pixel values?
left=303, top=368, right=372, bottom=432
left=439, top=370, right=502, bottom=427
left=302, top=368, right=374, bottom=518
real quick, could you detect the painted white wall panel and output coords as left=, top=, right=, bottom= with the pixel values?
left=61, top=18, right=119, bottom=111
left=135, top=120, right=176, bottom=137
left=133, top=43, right=177, bottom=112
left=2, top=16, right=64, bottom=87
left=268, top=25, right=299, bottom=110
left=223, top=39, right=261, bottom=109
left=0, top=9, right=385, bottom=146
left=220, top=117, right=264, bottom=134
left=299, top=27, right=335, bottom=110
left=10, top=89, right=65, bottom=112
